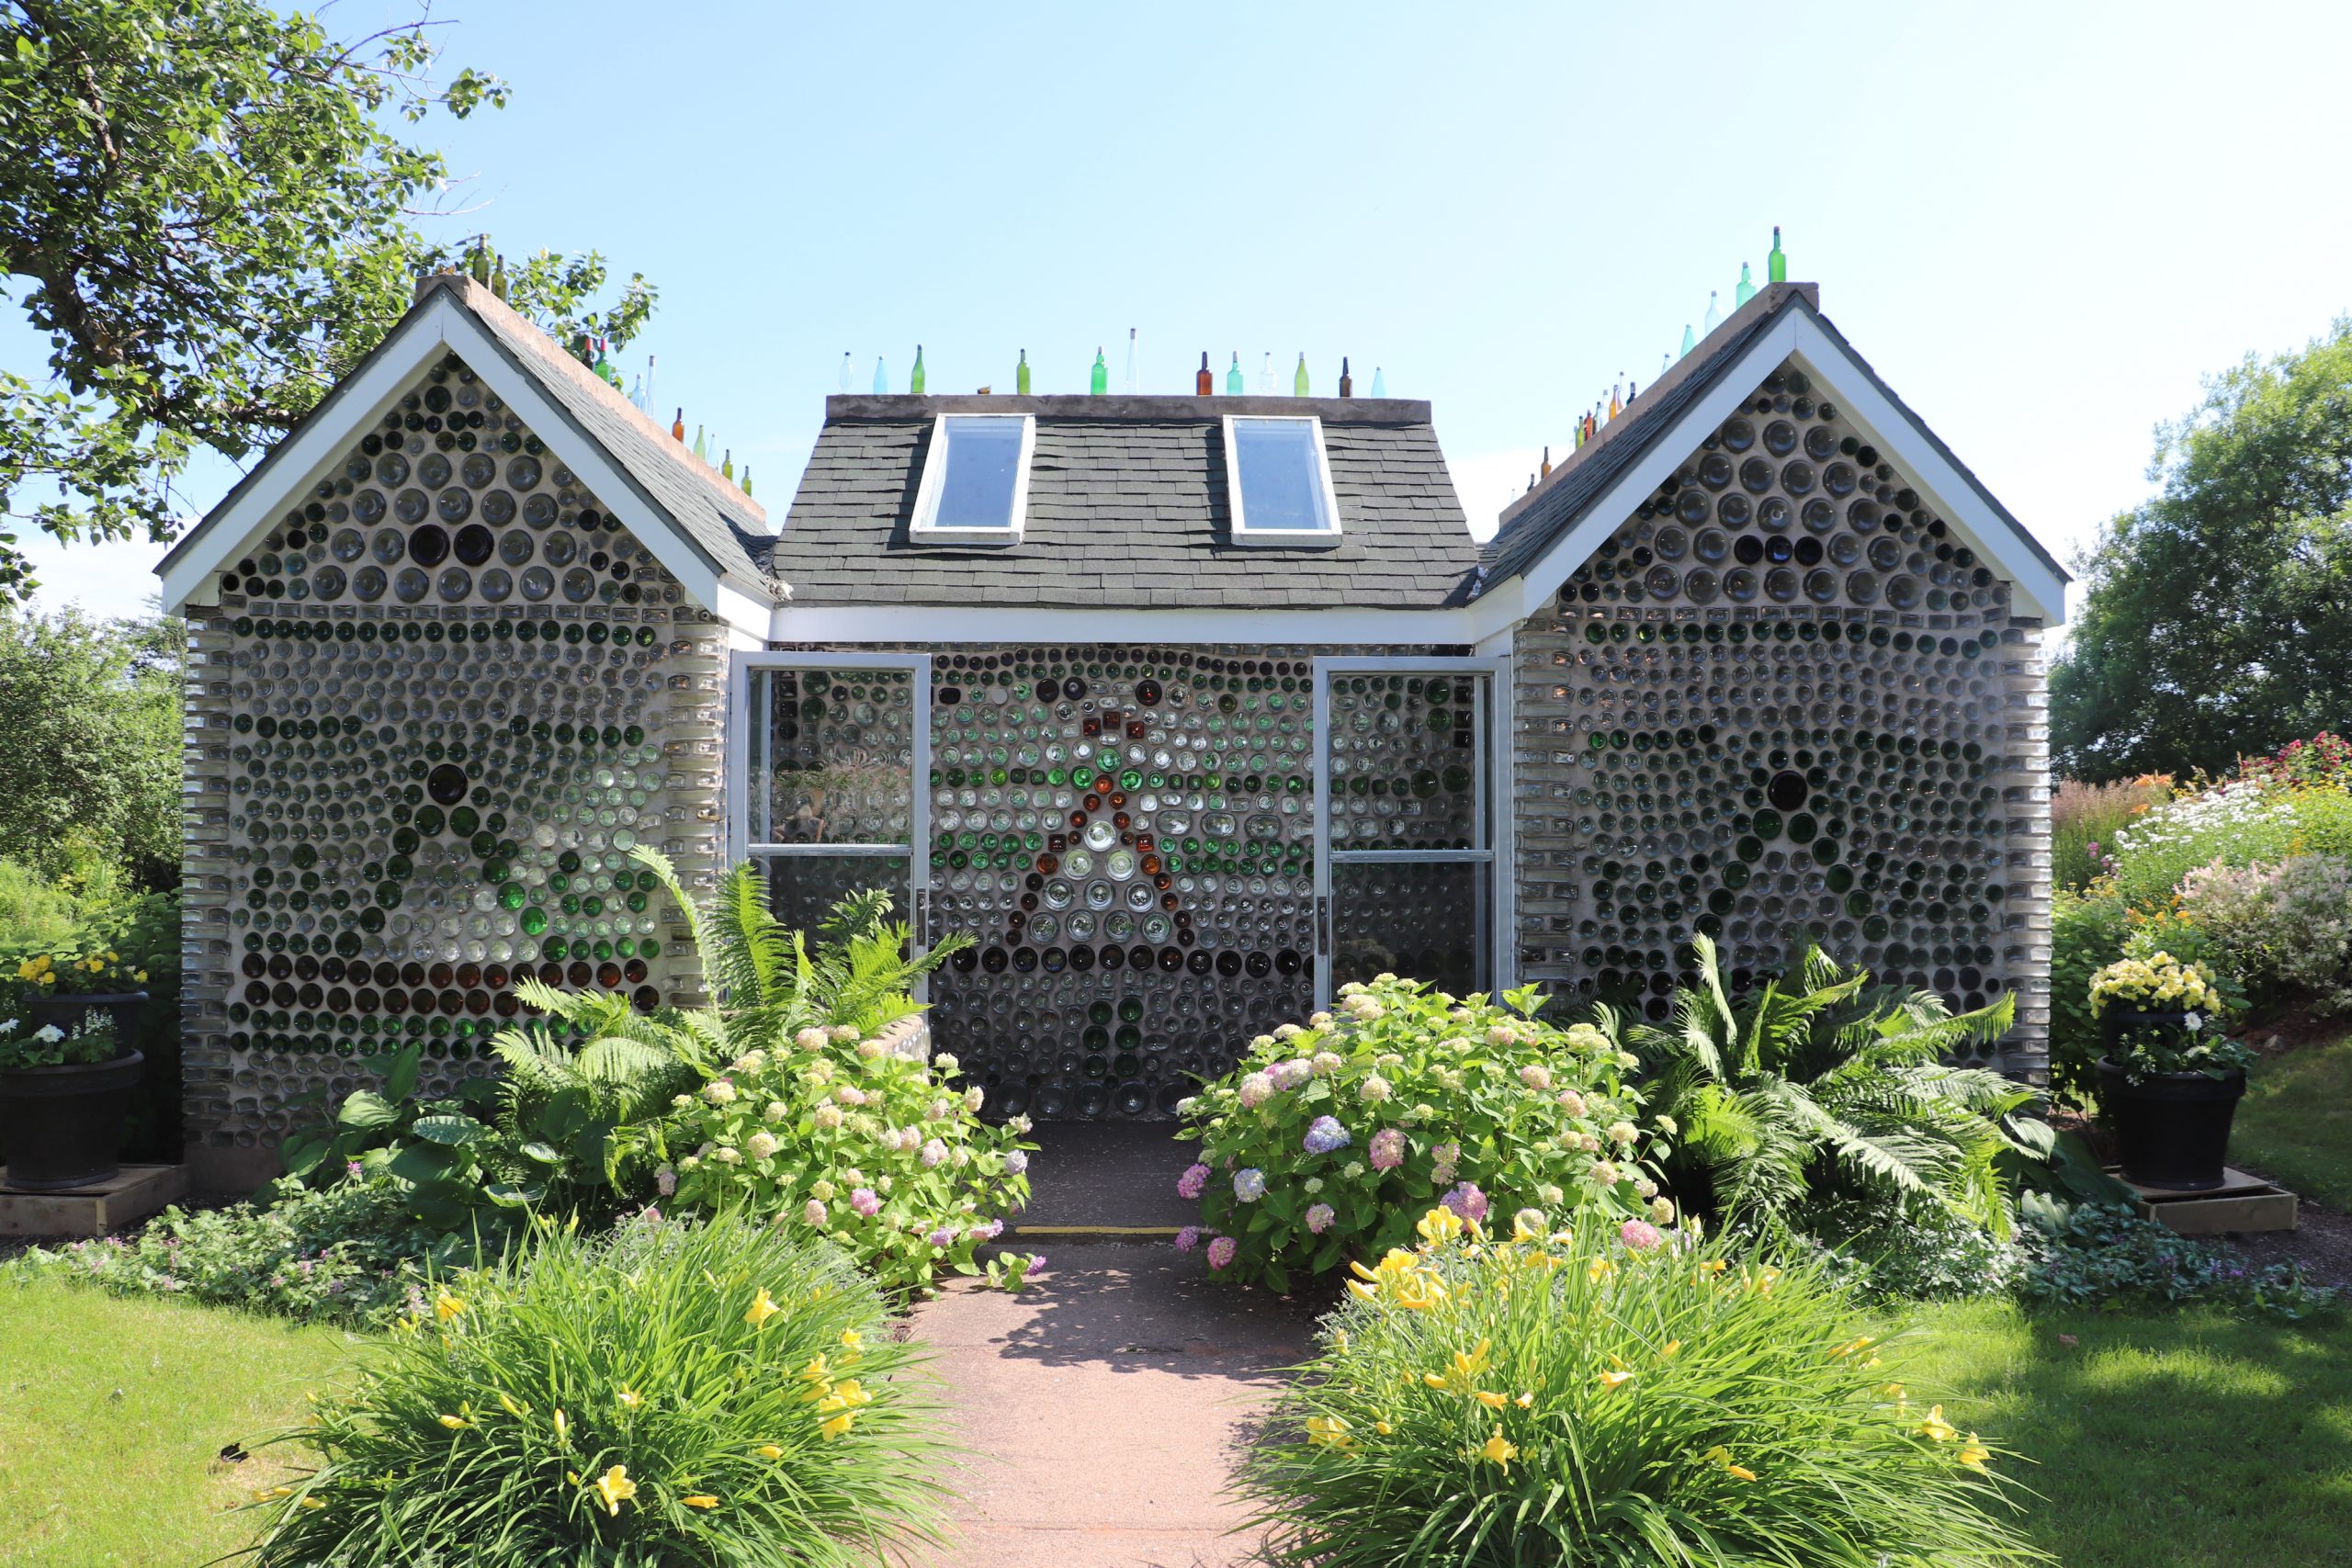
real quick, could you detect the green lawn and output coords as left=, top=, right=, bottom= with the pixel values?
left=0, top=1278, right=362, bottom=1567
left=1898, top=1299, right=2352, bottom=1568
left=2233, top=1032, right=2352, bottom=1212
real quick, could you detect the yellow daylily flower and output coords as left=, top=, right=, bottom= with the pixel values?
left=1346, top=1278, right=1380, bottom=1303
left=755, top=1445, right=784, bottom=1460
left=554, top=1409, right=570, bottom=1444
left=1474, top=1389, right=1509, bottom=1410
left=1512, top=1391, right=1535, bottom=1409
left=820, top=1411, right=857, bottom=1440
left=498, top=1392, right=530, bottom=1418
left=1957, top=1434, right=1991, bottom=1472
left=437, top=1414, right=469, bottom=1430
left=593, top=1464, right=638, bottom=1516
left=681, top=1493, right=720, bottom=1509
left=1918, top=1404, right=1958, bottom=1443
left=1422, top=1338, right=1492, bottom=1395
left=616, top=1388, right=642, bottom=1411
left=298, top=1495, right=326, bottom=1511
left=434, top=1292, right=466, bottom=1324
left=1374, top=1418, right=1395, bottom=1435
left=1306, top=1414, right=1354, bottom=1450
left=1479, top=1427, right=1519, bottom=1472
left=1702, top=1446, right=1758, bottom=1482
left=1587, top=1256, right=1616, bottom=1283
left=1416, top=1206, right=1464, bottom=1247
left=745, top=1288, right=782, bottom=1329
left=1827, top=1335, right=1875, bottom=1360
left=1659, top=1339, right=1682, bottom=1359
left=1596, top=1369, right=1635, bottom=1393
left=840, top=1329, right=864, bottom=1355
left=797, top=1355, right=832, bottom=1394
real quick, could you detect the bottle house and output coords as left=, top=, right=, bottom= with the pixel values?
left=157, top=275, right=2063, bottom=1184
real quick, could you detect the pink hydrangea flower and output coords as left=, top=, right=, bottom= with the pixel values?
left=803, top=1199, right=828, bottom=1226
left=1306, top=1202, right=1336, bottom=1235
left=1174, top=1224, right=1204, bottom=1253
left=1519, top=1063, right=1553, bottom=1091
left=1441, top=1182, right=1489, bottom=1223
left=1238, top=1072, right=1275, bottom=1109
left=654, top=1165, right=677, bottom=1197
left=921, top=1138, right=949, bottom=1168
left=1368, top=1127, right=1407, bottom=1171
left=1619, top=1219, right=1664, bottom=1252
left=1177, top=1162, right=1211, bottom=1200
left=850, top=1188, right=882, bottom=1218
left=928, top=1226, right=957, bottom=1247
left=1205, top=1235, right=1238, bottom=1269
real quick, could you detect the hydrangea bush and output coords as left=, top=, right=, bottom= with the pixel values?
left=667, top=1030, right=1032, bottom=1295
left=1243, top=1205, right=2045, bottom=1568
left=1174, top=976, right=1664, bottom=1292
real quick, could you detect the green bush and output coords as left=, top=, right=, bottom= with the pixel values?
left=1242, top=1205, right=2047, bottom=1568
left=7, top=1179, right=444, bottom=1326
left=0, top=856, right=88, bottom=946
left=1795, top=1194, right=2025, bottom=1304
left=1176, top=975, right=1660, bottom=1293
left=2103, top=780, right=2352, bottom=909
left=246, top=1212, right=951, bottom=1567
left=2050, top=774, right=2170, bottom=892
left=2049, top=888, right=2129, bottom=1105
left=1626, top=936, right=2032, bottom=1243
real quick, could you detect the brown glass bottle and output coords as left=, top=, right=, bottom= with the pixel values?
left=1339, top=356, right=1353, bottom=397
left=1196, top=352, right=1213, bottom=395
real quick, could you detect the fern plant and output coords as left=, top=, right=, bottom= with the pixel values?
left=1624, top=934, right=2039, bottom=1244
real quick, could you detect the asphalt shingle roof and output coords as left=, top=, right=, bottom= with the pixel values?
left=769, top=396, right=1482, bottom=609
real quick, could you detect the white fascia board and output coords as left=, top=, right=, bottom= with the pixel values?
left=768, top=602, right=1484, bottom=646
left=1783, top=317, right=2065, bottom=623
left=715, top=580, right=773, bottom=649
left=159, top=299, right=458, bottom=612
left=1465, top=311, right=1804, bottom=642
left=157, top=292, right=745, bottom=619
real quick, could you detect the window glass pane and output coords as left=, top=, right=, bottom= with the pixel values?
left=1233, top=419, right=1331, bottom=533
left=1332, top=861, right=1488, bottom=995
left=760, top=667, right=914, bottom=844
left=933, top=417, right=1023, bottom=530
left=759, top=853, right=910, bottom=941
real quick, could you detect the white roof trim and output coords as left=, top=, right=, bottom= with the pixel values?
left=770, top=602, right=1486, bottom=646
left=1466, top=309, right=2064, bottom=635
left=157, top=292, right=756, bottom=628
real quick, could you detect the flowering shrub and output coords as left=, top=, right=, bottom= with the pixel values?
left=1175, top=976, right=1660, bottom=1292
left=2049, top=889, right=2131, bottom=1104
left=10, top=942, right=150, bottom=996
left=2177, top=853, right=2352, bottom=1012
left=7, top=1179, right=444, bottom=1326
left=668, top=1031, right=1032, bottom=1295
left=1240, top=1206, right=2042, bottom=1568
left=2088, top=950, right=2252, bottom=1081
left=245, top=1212, right=949, bottom=1567
left=2107, top=775, right=2352, bottom=909
left=2051, top=773, right=2170, bottom=891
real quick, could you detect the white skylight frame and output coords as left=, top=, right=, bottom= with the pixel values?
left=908, top=412, right=1036, bottom=545
left=1222, top=414, right=1344, bottom=547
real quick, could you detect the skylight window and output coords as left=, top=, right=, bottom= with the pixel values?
left=910, top=413, right=1035, bottom=544
left=1223, top=415, right=1341, bottom=546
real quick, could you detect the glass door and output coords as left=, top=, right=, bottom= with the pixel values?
left=733, top=653, right=931, bottom=970
left=1312, top=657, right=1511, bottom=1006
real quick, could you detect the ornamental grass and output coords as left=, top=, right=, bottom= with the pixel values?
left=244, top=1210, right=950, bottom=1567
left=1242, top=1205, right=2048, bottom=1568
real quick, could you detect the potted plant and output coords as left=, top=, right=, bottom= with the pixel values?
left=2089, top=951, right=2251, bottom=1190
left=1, top=945, right=153, bottom=1190
left=0, top=1014, right=145, bottom=1190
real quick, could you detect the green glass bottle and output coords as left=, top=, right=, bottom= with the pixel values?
left=1293, top=352, right=1309, bottom=396
left=721, top=447, right=734, bottom=480
left=1090, top=348, right=1108, bottom=395
left=692, top=424, right=707, bottom=462
left=741, top=464, right=753, bottom=497
left=1734, top=261, right=1756, bottom=307
left=1768, top=226, right=1786, bottom=283
left=1679, top=322, right=1695, bottom=358
left=910, top=344, right=926, bottom=394
left=1226, top=352, right=1243, bottom=394
left=1016, top=349, right=1031, bottom=395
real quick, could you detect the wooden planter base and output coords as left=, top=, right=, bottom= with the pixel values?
left=0, top=1164, right=189, bottom=1237
left=2108, top=1165, right=2298, bottom=1237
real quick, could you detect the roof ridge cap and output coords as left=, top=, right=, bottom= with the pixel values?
left=415, top=273, right=769, bottom=528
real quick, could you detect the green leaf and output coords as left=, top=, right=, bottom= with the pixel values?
left=481, top=1180, right=541, bottom=1208
left=278, top=1129, right=328, bottom=1178
left=335, top=1090, right=400, bottom=1132
left=519, top=1141, right=562, bottom=1166
left=383, top=1045, right=421, bottom=1103
left=410, top=1114, right=489, bottom=1146
left=389, top=1144, right=458, bottom=1185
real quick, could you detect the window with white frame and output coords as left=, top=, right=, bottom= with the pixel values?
left=909, top=413, right=1035, bottom=543
left=1223, top=414, right=1341, bottom=545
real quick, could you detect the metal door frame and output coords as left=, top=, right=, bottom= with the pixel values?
left=729, top=651, right=933, bottom=985
left=1310, top=655, right=1513, bottom=1009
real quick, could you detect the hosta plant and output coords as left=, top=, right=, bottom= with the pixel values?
left=1175, top=975, right=1664, bottom=1292
left=246, top=1211, right=950, bottom=1567
left=1244, top=1205, right=2047, bottom=1568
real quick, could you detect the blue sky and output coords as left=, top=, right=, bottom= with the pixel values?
left=17, top=0, right=2352, bottom=622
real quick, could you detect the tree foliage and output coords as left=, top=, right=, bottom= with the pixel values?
left=0, top=605, right=182, bottom=887
left=0, top=0, right=656, bottom=600
left=2052, top=317, right=2352, bottom=781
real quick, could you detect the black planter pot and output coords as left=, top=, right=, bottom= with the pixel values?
left=2098, top=1051, right=2245, bottom=1191
left=0, top=1049, right=145, bottom=1190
